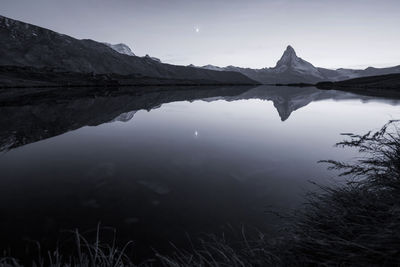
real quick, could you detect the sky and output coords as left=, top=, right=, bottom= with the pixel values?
left=2, top=0, right=400, bottom=69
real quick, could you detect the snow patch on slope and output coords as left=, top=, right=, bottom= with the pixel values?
left=112, top=111, right=137, bottom=123
left=103, top=43, right=135, bottom=56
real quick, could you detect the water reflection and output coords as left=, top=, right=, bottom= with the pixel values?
left=1, top=85, right=398, bottom=151
left=0, top=85, right=400, bottom=261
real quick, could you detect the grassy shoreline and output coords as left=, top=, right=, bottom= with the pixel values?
left=2, top=121, right=400, bottom=266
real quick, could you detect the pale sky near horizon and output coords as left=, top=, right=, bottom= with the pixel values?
left=2, top=0, right=400, bottom=69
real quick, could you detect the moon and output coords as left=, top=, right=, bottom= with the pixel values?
left=195, top=27, right=200, bottom=33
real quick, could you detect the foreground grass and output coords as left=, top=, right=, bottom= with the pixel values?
left=2, top=121, right=400, bottom=266
left=277, top=120, right=400, bottom=266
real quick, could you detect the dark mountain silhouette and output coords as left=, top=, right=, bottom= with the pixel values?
left=317, top=73, right=400, bottom=91
left=0, top=15, right=256, bottom=85
left=0, top=65, right=257, bottom=88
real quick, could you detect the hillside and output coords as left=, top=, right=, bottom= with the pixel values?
left=316, top=73, right=400, bottom=90
left=0, top=15, right=256, bottom=85
left=0, top=65, right=255, bottom=88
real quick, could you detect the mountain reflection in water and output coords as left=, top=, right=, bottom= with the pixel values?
left=1, top=85, right=399, bottom=151
left=1, top=85, right=400, bottom=262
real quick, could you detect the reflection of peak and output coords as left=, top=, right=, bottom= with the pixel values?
left=229, top=85, right=389, bottom=122
left=271, top=97, right=292, bottom=122
left=245, top=86, right=322, bottom=121
left=0, top=86, right=252, bottom=151
left=112, top=111, right=137, bottom=123
left=1, top=85, right=398, bottom=152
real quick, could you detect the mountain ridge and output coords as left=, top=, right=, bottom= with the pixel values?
left=200, top=46, right=400, bottom=84
left=1, top=14, right=399, bottom=85
left=0, top=15, right=257, bottom=85
left=103, top=43, right=136, bottom=56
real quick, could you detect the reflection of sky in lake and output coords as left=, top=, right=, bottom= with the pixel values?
left=1, top=87, right=400, bottom=258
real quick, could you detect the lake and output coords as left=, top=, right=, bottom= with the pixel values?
left=1, top=85, right=399, bottom=261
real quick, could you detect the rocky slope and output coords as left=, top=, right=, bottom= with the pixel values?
left=103, top=43, right=136, bottom=56
left=0, top=15, right=256, bottom=85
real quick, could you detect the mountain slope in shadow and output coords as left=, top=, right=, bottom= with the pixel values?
left=0, top=15, right=255, bottom=85
left=316, top=73, right=400, bottom=94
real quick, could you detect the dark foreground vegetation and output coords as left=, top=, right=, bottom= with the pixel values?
left=2, top=121, right=400, bottom=266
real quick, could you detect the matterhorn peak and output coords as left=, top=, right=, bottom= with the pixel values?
left=275, top=45, right=299, bottom=68
left=271, top=45, right=323, bottom=78
left=286, top=45, right=295, bottom=53
left=284, top=45, right=296, bottom=55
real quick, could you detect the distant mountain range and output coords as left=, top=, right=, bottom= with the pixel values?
left=199, top=46, right=400, bottom=84
left=0, top=15, right=256, bottom=85
left=0, top=14, right=399, bottom=86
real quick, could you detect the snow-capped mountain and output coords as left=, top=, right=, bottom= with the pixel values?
left=1, top=13, right=398, bottom=85
left=104, top=44, right=162, bottom=63
left=0, top=15, right=256, bottom=84
left=111, top=111, right=137, bottom=123
left=200, top=45, right=400, bottom=84
left=271, top=45, right=323, bottom=78
left=103, top=43, right=135, bottom=56
left=200, top=46, right=327, bottom=84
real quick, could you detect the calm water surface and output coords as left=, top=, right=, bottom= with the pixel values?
left=1, top=85, right=399, bottom=259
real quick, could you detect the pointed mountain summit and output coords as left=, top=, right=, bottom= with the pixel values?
left=272, top=45, right=323, bottom=79
left=198, top=45, right=328, bottom=83
left=275, top=45, right=298, bottom=69
left=199, top=43, right=400, bottom=84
